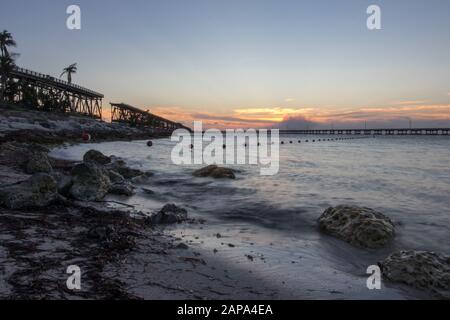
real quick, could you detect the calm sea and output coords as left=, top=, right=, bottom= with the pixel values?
left=51, top=135, right=450, bottom=299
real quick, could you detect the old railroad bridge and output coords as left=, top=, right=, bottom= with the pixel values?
left=10, top=67, right=104, bottom=118
left=110, top=103, right=190, bottom=133
left=8, top=66, right=188, bottom=133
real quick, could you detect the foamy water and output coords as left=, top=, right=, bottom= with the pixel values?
left=50, top=135, right=450, bottom=299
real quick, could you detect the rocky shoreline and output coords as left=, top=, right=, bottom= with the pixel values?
left=0, top=141, right=287, bottom=299
left=0, top=106, right=283, bottom=299
left=0, top=103, right=163, bottom=145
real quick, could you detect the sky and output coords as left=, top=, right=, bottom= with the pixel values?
left=1, top=0, right=450, bottom=129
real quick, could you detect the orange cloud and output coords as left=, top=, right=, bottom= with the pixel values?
left=101, top=102, right=450, bottom=129
left=391, top=100, right=426, bottom=105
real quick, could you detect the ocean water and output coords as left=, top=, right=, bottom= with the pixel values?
left=50, top=135, right=450, bottom=299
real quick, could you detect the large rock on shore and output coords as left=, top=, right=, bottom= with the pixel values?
left=379, top=251, right=450, bottom=298
left=83, top=149, right=111, bottom=165
left=108, top=170, right=135, bottom=196
left=0, top=142, right=48, bottom=164
left=0, top=173, right=58, bottom=209
left=114, top=166, right=146, bottom=180
left=69, top=151, right=141, bottom=199
left=26, top=151, right=53, bottom=174
left=69, top=163, right=111, bottom=201
left=151, top=204, right=188, bottom=224
left=0, top=142, right=31, bottom=167
left=50, top=171, right=73, bottom=195
left=318, top=205, right=395, bottom=248
left=193, top=165, right=236, bottom=179
left=106, top=156, right=149, bottom=180
left=0, top=142, right=52, bottom=174
left=108, top=170, right=125, bottom=184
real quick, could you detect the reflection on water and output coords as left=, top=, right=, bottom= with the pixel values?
left=51, top=135, right=450, bottom=299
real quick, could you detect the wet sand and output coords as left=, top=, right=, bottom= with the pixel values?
left=0, top=201, right=286, bottom=299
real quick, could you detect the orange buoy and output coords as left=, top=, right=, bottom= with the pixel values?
left=82, top=132, right=91, bottom=142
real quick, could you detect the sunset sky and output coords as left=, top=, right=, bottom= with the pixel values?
left=1, top=0, right=450, bottom=129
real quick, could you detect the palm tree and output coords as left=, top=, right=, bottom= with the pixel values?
left=0, top=30, right=17, bottom=57
left=0, top=53, right=17, bottom=102
left=60, top=63, right=77, bottom=83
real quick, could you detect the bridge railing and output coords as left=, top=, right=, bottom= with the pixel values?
left=12, top=67, right=103, bottom=98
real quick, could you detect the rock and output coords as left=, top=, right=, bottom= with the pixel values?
left=318, top=205, right=395, bottom=248
left=69, top=163, right=111, bottom=201
left=51, top=172, right=73, bottom=195
left=29, top=144, right=50, bottom=153
left=109, top=156, right=126, bottom=167
left=0, top=142, right=31, bottom=167
left=87, top=225, right=116, bottom=242
left=175, top=243, right=189, bottom=250
left=379, top=251, right=450, bottom=298
left=106, top=157, right=151, bottom=180
left=25, top=151, right=52, bottom=174
left=115, top=166, right=145, bottom=179
left=151, top=204, right=188, bottom=224
left=0, top=142, right=50, bottom=170
left=107, top=170, right=135, bottom=196
left=0, top=173, right=58, bottom=209
left=130, top=171, right=154, bottom=184
left=49, top=157, right=78, bottom=172
left=0, top=165, right=30, bottom=185
left=210, top=167, right=236, bottom=179
left=193, top=165, right=218, bottom=177
left=108, top=170, right=125, bottom=184
left=193, top=165, right=236, bottom=179
left=83, top=149, right=111, bottom=165
left=109, top=182, right=135, bottom=196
